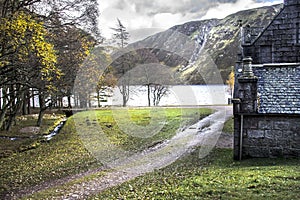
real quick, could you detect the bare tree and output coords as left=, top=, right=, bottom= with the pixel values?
left=152, top=84, right=169, bottom=106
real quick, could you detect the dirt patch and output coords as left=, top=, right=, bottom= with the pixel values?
left=216, top=132, right=233, bottom=149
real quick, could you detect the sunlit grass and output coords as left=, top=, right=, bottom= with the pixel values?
left=73, top=108, right=212, bottom=152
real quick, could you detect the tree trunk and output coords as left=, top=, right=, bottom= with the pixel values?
left=88, top=97, right=92, bottom=108
left=0, top=88, right=2, bottom=111
left=37, top=108, right=45, bottom=127
left=122, top=85, right=127, bottom=107
left=6, top=100, right=23, bottom=131
left=0, top=87, right=9, bottom=129
left=0, top=103, right=9, bottom=130
left=67, top=95, right=72, bottom=108
left=147, top=84, right=151, bottom=107
left=79, top=94, right=87, bottom=108
left=37, top=91, right=47, bottom=127
left=6, top=87, right=25, bottom=131
left=74, top=94, right=78, bottom=108
left=121, top=84, right=129, bottom=107
left=31, top=88, right=35, bottom=109
left=22, top=89, right=30, bottom=115
left=27, top=93, right=30, bottom=115
left=60, top=97, right=63, bottom=108
left=97, top=90, right=101, bottom=107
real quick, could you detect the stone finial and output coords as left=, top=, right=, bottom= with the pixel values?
left=242, top=57, right=254, bottom=77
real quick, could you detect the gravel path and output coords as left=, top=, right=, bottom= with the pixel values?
left=12, top=106, right=233, bottom=199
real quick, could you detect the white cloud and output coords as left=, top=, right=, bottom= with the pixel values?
left=201, top=0, right=282, bottom=20
left=98, top=0, right=283, bottom=42
left=153, top=13, right=183, bottom=28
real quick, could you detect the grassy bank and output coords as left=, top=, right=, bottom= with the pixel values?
left=0, top=114, right=65, bottom=158
left=0, top=117, right=99, bottom=197
left=222, top=117, right=234, bottom=134
left=0, top=107, right=212, bottom=198
left=93, top=148, right=300, bottom=200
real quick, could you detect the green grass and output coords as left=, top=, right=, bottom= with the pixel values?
left=92, top=149, right=300, bottom=200
left=94, top=107, right=213, bottom=152
left=0, top=107, right=212, bottom=198
left=222, top=117, right=234, bottom=134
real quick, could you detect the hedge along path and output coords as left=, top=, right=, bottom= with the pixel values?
left=23, top=106, right=233, bottom=199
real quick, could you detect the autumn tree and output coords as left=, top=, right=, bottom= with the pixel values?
left=0, top=0, right=100, bottom=128
left=226, top=69, right=235, bottom=98
left=48, top=17, right=96, bottom=108
left=0, top=11, right=59, bottom=130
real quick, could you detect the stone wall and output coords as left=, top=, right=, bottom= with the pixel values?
left=243, top=1, right=300, bottom=63
left=234, top=115, right=300, bottom=159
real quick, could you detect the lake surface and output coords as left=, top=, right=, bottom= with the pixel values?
left=106, top=85, right=231, bottom=106
left=0, top=85, right=231, bottom=108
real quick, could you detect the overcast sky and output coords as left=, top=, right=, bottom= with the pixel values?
left=98, top=0, right=282, bottom=42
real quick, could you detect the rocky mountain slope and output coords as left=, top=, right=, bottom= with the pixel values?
left=125, top=4, right=283, bottom=84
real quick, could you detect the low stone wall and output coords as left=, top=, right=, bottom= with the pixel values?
left=234, top=114, right=300, bottom=159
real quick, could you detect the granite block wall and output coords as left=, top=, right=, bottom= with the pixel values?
left=234, top=115, right=300, bottom=159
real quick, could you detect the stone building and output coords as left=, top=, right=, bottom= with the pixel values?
left=233, top=0, right=300, bottom=160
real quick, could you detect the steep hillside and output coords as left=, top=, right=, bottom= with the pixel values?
left=183, top=4, right=283, bottom=84
left=129, top=19, right=219, bottom=68
left=127, top=4, right=283, bottom=84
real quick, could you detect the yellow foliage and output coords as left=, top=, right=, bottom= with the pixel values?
left=226, top=70, right=235, bottom=89
left=226, top=70, right=235, bottom=98
left=0, top=11, right=60, bottom=83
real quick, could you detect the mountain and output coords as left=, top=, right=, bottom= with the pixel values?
left=125, top=4, right=283, bottom=84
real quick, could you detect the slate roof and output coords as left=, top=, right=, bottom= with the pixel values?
left=253, top=64, right=300, bottom=114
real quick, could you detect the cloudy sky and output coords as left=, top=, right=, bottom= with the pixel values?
left=98, top=0, right=282, bottom=42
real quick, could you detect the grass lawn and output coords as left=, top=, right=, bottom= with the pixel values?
left=74, top=107, right=212, bottom=153
left=0, top=107, right=212, bottom=198
left=93, top=148, right=300, bottom=200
